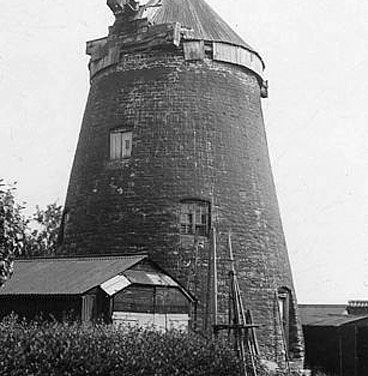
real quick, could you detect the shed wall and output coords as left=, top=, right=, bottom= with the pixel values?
left=0, top=296, right=81, bottom=321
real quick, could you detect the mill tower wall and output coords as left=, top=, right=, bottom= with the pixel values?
left=59, top=0, right=304, bottom=365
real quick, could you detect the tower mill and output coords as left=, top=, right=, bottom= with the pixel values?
left=58, top=0, right=304, bottom=366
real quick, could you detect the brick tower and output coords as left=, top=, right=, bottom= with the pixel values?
left=59, top=0, right=303, bottom=366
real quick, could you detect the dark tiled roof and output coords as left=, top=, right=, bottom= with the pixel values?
left=0, top=255, right=147, bottom=296
left=145, top=0, right=255, bottom=51
left=301, top=314, right=368, bottom=327
left=298, top=304, right=368, bottom=327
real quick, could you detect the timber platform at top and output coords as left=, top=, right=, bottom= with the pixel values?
left=86, top=0, right=267, bottom=96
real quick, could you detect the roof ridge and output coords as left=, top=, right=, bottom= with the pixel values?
left=16, top=254, right=148, bottom=262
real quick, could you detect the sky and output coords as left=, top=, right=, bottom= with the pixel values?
left=1, top=0, right=368, bottom=304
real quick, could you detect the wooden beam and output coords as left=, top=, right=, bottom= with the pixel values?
left=213, top=227, right=218, bottom=327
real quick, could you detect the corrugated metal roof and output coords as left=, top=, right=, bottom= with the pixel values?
left=0, top=255, right=147, bottom=296
left=299, top=304, right=368, bottom=327
left=145, top=0, right=255, bottom=52
left=123, top=270, right=178, bottom=287
left=100, top=270, right=179, bottom=296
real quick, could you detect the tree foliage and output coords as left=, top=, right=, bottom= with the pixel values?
left=0, top=179, right=62, bottom=286
left=0, top=180, right=28, bottom=286
left=26, top=203, right=63, bottom=257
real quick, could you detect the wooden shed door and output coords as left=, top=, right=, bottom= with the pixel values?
left=82, top=295, right=95, bottom=322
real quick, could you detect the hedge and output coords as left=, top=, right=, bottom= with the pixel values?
left=0, top=315, right=248, bottom=376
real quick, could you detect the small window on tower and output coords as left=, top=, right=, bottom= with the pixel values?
left=110, top=129, right=132, bottom=160
left=180, top=200, right=210, bottom=237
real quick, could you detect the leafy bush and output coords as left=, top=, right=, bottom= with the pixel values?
left=0, top=315, right=246, bottom=376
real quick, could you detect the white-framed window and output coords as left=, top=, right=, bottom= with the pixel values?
left=180, top=200, right=210, bottom=237
left=110, top=129, right=132, bottom=160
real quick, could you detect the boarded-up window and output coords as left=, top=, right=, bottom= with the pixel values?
left=180, top=200, right=210, bottom=237
left=110, top=130, right=132, bottom=160
left=183, top=41, right=205, bottom=61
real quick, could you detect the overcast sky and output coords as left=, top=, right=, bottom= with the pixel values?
left=1, top=0, right=368, bottom=304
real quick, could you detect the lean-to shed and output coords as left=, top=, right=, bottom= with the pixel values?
left=299, top=304, right=368, bottom=376
left=0, top=255, right=193, bottom=330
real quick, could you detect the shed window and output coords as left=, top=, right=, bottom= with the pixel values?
left=113, top=286, right=190, bottom=314
left=110, top=130, right=132, bottom=160
left=180, top=201, right=210, bottom=237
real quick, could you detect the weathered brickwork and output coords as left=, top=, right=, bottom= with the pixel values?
left=59, top=30, right=303, bottom=366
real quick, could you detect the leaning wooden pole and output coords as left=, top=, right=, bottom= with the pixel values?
left=213, top=227, right=218, bottom=327
left=213, top=232, right=261, bottom=376
left=228, top=232, right=248, bottom=376
left=204, top=236, right=212, bottom=332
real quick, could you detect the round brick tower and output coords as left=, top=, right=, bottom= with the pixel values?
left=59, top=0, right=303, bottom=366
